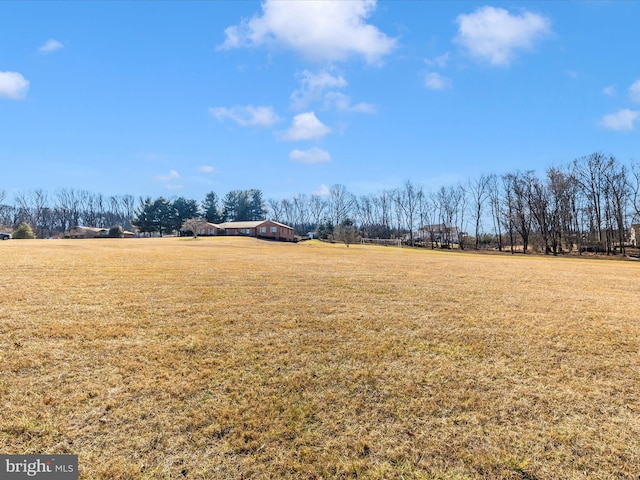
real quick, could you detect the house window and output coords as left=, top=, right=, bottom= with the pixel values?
left=271, top=226, right=277, bottom=233
left=209, top=228, right=214, bottom=235
left=260, top=227, right=267, bottom=233
left=199, top=229, right=205, bottom=235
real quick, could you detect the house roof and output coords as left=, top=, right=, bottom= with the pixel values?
left=70, top=226, right=107, bottom=233
left=199, top=221, right=223, bottom=229
left=218, top=220, right=294, bottom=230
left=218, top=221, right=264, bottom=229
left=267, top=220, right=294, bottom=230
left=419, top=224, right=460, bottom=232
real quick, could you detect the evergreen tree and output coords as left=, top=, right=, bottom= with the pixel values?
left=152, top=197, right=177, bottom=236
left=222, top=191, right=240, bottom=222
left=248, top=189, right=266, bottom=221
left=132, top=197, right=155, bottom=236
left=202, top=192, right=223, bottom=223
left=172, top=197, right=200, bottom=231
left=222, top=189, right=267, bottom=222
left=132, top=196, right=178, bottom=236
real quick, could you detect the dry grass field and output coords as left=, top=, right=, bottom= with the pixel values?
left=1, top=237, right=639, bottom=479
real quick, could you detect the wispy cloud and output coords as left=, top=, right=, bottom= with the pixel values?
left=280, top=112, right=331, bottom=141
left=0, top=71, right=29, bottom=100
left=291, top=69, right=347, bottom=110
left=630, top=80, right=640, bottom=104
left=290, top=69, right=375, bottom=113
left=323, top=92, right=376, bottom=113
left=455, top=6, right=551, bottom=66
left=198, top=165, right=216, bottom=174
left=289, top=147, right=332, bottom=164
left=425, top=52, right=450, bottom=69
left=603, top=85, right=616, bottom=97
left=314, top=184, right=331, bottom=196
left=156, top=169, right=181, bottom=182
left=219, top=0, right=396, bottom=64
left=601, top=109, right=638, bottom=131
left=155, top=169, right=183, bottom=190
left=39, top=39, right=64, bottom=53
left=209, top=105, right=281, bottom=127
left=424, top=72, right=451, bottom=90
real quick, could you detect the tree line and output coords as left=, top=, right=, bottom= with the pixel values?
left=0, top=188, right=268, bottom=239
left=2, top=152, right=640, bottom=255
left=265, top=152, right=640, bottom=255
left=0, top=189, right=137, bottom=240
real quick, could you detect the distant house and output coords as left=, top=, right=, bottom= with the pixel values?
left=417, top=224, right=463, bottom=245
left=69, top=226, right=109, bottom=238
left=188, top=220, right=295, bottom=241
left=192, top=221, right=224, bottom=237
left=630, top=224, right=640, bottom=247
left=68, top=226, right=135, bottom=238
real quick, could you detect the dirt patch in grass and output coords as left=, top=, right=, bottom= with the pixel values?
left=1, top=238, right=639, bottom=479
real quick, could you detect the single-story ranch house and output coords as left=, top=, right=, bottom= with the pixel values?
left=68, top=226, right=136, bottom=238
left=191, top=220, right=295, bottom=241
left=69, top=220, right=295, bottom=241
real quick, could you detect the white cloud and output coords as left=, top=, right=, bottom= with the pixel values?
left=455, top=6, right=551, bottom=66
left=601, top=109, right=639, bottom=131
left=603, top=85, right=616, bottom=97
left=0, top=71, right=29, bottom=100
left=629, top=80, right=640, bottom=104
left=290, top=69, right=375, bottom=113
left=314, top=184, right=331, bottom=196
left=209, top=105, right=281, bottom=127
left=198, top=165, right=215, bottom=174
left=425, top=52, right=450, bottom=69
left=220, top=0, right=397, bottom=64
left=323, top=92, right=376, bottom=113
left=281, top=112, right=331, bottom=141
left=289, top=147, right=332, bottom=164
left=424, top=72, right=451, bottom=90
left=156, top=169, right=181, bottom=182
left=39, top=39, right=64, bottom=53
left=291, top=69, right=347, bottom=110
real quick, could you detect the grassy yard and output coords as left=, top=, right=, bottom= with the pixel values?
left=1, top=237, right=639, bottom=479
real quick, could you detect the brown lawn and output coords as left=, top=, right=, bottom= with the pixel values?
left=1, top=237, right=639, bottom=479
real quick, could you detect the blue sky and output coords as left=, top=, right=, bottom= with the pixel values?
left=1, top=1, right=639, bottom=201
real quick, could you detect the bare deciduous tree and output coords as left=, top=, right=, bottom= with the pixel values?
left=468, top=174, right=491, bottom=249
left=328, top=184, right=354, bottom=226
left=267, top=198, right=283, bottom=223
left=631, top=161, right=640, bottom=224
left=395, top=180, right=423, bottom=246
left=309, top=194, right=328, bottom=227
left=504, top=172, right=534, bottom=253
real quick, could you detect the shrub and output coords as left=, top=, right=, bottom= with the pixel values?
left=13, top=222, right=35, bottom=239
left=108, top=226, right=124, bottom=238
